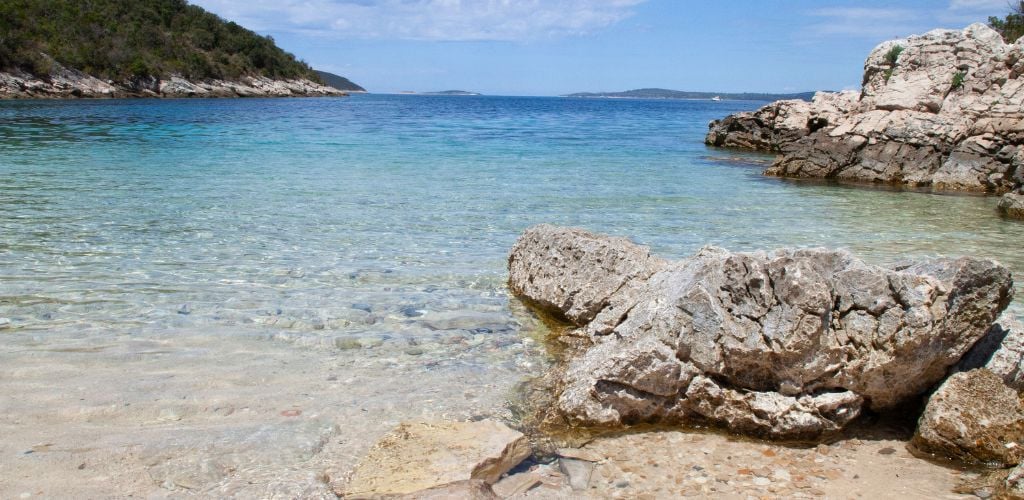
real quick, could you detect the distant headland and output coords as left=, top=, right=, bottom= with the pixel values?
left=565, top=88, right=817, bottom=101
left=0, top=0, right=362, bottom=98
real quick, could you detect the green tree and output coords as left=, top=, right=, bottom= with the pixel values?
left=0, top=0, right=321, bottom=82
left=989, top=1, right=1024, bottom=42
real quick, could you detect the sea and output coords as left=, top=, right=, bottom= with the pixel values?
left=1, top=94, right=1020, bottom=339
left=2, top=94, right=1023, bottom=496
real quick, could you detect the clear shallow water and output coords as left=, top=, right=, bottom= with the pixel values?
left=1, top=94, right=1021, bottom=340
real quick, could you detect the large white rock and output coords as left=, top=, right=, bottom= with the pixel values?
left=509, top=225, right=1014, bottom=438
left=710, top=24, right=1024, bottom=197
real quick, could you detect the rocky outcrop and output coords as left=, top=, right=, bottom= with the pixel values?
left=913, top=369, right=1024, bottom=466
left=342, top=420, right=531, bottom=497
left=0, top=60, right=344, bottom=99
left=509, top=225, right=1014, bottom=439
left=707, top=24, right=1024, bottom=196
left=704, top=92, right=859, bottom=152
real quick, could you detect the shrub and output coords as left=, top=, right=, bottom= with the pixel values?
left=884, top=45, right=904, bottom=66
left=883, top=45, right=903, bottom=83
left=950, top=71, right=966, bottom=91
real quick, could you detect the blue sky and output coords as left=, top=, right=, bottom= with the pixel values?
left=191, top=0, right=1012, bottom=95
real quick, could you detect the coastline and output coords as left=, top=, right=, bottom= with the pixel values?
left=0, top=67, right=347, bottom=99
left=2, top=93, right=1022, bottom=498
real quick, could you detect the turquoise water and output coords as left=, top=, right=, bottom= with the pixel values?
left=1, top=94, right=1021, bottom=340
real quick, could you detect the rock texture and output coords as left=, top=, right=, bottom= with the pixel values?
left=342, top=420, right=531, bottom=497
left=1001, top=192, right=1024, bottom=220
left=913, top=369, right=1024, bottom=466
left=509, top=224, right=1014, bottom=438
left=0, top=60, right=344, bottom=99
left=957, top=312, right=1024, bottom=389
left=707, top=24, right=1024, bottom=196
left=704, top=91, right=859, bottom=152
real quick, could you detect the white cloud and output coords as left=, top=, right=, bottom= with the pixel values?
left=948, top=0, right=1009, bottom=10
left=805, top=7, right=924, bottom=38
left=190, top=0, right=646, bottom=41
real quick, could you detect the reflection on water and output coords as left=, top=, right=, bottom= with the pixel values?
left=0, top=95, right=1021, bottom=341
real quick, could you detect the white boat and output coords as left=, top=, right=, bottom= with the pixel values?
left=711, top=96, right=722, bottom=101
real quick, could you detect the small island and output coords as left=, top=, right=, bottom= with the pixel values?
left=422, top=90, right=482, bottom=96
left=566, top=87, right=816, bottom=101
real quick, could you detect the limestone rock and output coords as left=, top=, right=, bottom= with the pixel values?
left=708, top=24, right=1024, bottom=197
left=508, top=223, right=665, bottom=326
left=0, top=65, right=345, bottom=99
left=957, top=312, right=1024, bottom=390
left=704, top=92, right=859, bottom=152
left=913, top=369, right=1024, bottom=466
left=342, top=420, right=531, bottom=497
left=508, top=225, right=1014, bottom=438
left=1001, top=193, right=1024, bottom=220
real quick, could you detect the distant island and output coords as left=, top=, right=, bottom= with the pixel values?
left=314, top=71, right=367, bottom=92
left=565, top=88, right=817, bottom=101
left=423, top=90, right=482, bottom=96
left=0, top=0, right=360, bottom=98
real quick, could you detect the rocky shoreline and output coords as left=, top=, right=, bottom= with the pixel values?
left=0, top=60, right=345, bottom=99
left=705, top=23, right=1024, bottom=220
left=332, top=224, right=1024, bottom=498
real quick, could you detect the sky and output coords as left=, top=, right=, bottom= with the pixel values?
left=190, top=0, right=1014, bottom=96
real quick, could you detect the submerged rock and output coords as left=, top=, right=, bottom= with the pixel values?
left=707, top=24, right=1024, bottom=198
left=341, top=420, right=531, bottom=497
left=509, top=225, right=1014, bottom=438
left=913, top=369, right=1024, bottom=466
left=397, top=480, right=499, bottom=499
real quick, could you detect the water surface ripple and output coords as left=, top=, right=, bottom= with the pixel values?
left=1, top=95, right=1021, bottom=339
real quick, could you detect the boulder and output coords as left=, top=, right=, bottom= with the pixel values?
left=1001, top=192, right=1024, bottom=220
left=507, top=224, right=665, bottom=326
left=509, top=225, right=1014, bottom=438
left=913, top=369, right=1024, bottom=466
left=341, top=420, right=530, bottom=497
left=708, top=24, right=1024, bottom=197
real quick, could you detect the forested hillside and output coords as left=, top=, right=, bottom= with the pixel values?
left=0, top=0, right=319, bottom=82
